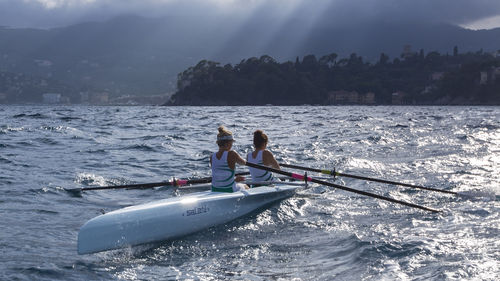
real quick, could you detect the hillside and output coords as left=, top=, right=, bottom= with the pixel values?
left=166, top=51, right=500, bottom=106
left=0, top=15, right=499, bottom=103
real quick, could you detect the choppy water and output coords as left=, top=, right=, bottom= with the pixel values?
left=0, top=105, right=499, bottom=280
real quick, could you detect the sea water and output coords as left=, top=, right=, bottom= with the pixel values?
left=0, top=105, right=498, bottom=280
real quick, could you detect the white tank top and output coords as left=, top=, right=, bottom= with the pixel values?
left=211, top=151, right=235, bottom=192
left=247, top=150, right=274, bottom=182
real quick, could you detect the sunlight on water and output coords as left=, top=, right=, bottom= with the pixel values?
left=75, top=173, right=113, bottom=187
left=0, top=105, right=498, bottom=280
left=345, top=157, right=386, bottom=173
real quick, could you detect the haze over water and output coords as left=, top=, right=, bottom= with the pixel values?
left=1, top=105, right=499, bottom=280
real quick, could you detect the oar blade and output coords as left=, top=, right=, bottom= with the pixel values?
left=457, top=190, right=497, bottom=200
left=65, top=188, right=83, bottom=197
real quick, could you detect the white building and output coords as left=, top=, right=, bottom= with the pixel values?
left=479, top=72, right=488, bottom=85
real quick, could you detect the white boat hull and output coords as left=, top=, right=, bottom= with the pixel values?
left=77, top=185, right=297, bottom=254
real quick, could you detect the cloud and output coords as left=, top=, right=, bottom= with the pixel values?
left=462, top=14, right=500, bottom=30
left=1, top=0, right=500, bottom=29
left=0, top=0, right=243, bottom=28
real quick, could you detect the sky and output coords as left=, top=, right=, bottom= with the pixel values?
left=1, top=0, right=500, bottom=30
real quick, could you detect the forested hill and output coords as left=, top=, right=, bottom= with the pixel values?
left=166, top=50, right=500, bottom=106
left=1, top=15, right=500, bottom=103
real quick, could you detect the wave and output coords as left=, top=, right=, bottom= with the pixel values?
left=144, top=134, right=170, bottom=141
left=10, top=266, right=64, bottom=279
left=34, top=209, right=59, bottom=215
left=393, top=124, right=409, bottom=128
left=81, top=148, right=108, bottom=154
left=74, top=173, right=128, bottom=187
left=12, top=113, right=48, bottom=119
left=167, top=134, right=186, bottom=140
left=58, top=116, right=82, bottom=121
left=121, top=144, right=157, bottom=152
left=94, top=130, right=113, bottom=136
left=348, top=116, right=369, bottom=122
left=26, top=185, right=68, bottom=195
left=0, top=126, right=26, bottom=134
left=0, top=143, right=13, bottom=149
left=367, top=135, right=382, bottom=143
left=15, top=141, right=37, bottom=148
left=35, top=137, right=59, bottom=145
left=467, top=123, right=500, bottom=130
left=40, top=125, right=66, bottom=132
left=0, top=155, right=13, bottom=164
left=428, top=115, right=445, bottom=121
left=119, top=135, right=164, bottom=141
left=0, top=175, right=14, bottom=184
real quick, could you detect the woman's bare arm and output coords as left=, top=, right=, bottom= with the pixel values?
left=228, top=150, right=247, bottom=170
left=263, top=150, right=280, bottom=170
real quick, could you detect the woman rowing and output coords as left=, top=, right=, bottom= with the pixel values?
left=210, top=126, right=249, bottom=192
left=247, top=130, right=280, bottom=186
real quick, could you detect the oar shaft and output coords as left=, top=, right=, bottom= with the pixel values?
left=281, top=163, right=457, bottom=195
left=309, top=178, right=440, bottom=213
left=281, top=163, right=325, bottom=174
left=247, top=162, right=440, bottom=213
left=335, top=172, right=457, bottom=195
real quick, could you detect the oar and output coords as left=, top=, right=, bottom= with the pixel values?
left=280, top=163, right=457, bottom=195
left=280, top=163, right=496, bottom=198
left=67, top=172, right=250, bottom=193
left=246, top=162, right=440, bottom=213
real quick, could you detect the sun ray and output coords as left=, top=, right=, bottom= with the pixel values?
left=461, top=14, right=500, bottom=30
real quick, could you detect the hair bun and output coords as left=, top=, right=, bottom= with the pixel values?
left=253, top=129, right=268, bottom=148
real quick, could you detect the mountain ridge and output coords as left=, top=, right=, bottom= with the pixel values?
left=0, top=15, right=499, bottom=103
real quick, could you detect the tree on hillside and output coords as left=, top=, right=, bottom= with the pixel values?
left=167, top=49, right=500, bottom=105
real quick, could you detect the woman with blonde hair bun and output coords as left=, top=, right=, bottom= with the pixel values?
left=210, top=126, right=248, bottom=192
left=247, top=130, right=280, bottom=185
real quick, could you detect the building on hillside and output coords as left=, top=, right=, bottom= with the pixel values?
left=110, top=94, right=171, bottom=105
left=327, top=90, right=359, bottom=104
left=402, top=45, right=413, bottom=58
left=90, top=92, right=109, bottom=105
left=43, top=93, right=61, bottom=104
left=391, top=91, right=410, bottom=105
left=478, top=67, right=500, bottom=85
left=491, top=67, right=500, bottom=82
left=327, top=90, right=377, bottom=105
left=480, top=72, right=488, bottom=85
left=80, top=92, right=89, bottom=103
left=360, top=92, right=376, bottom=104
left=60, top=96, right=70, bottom=104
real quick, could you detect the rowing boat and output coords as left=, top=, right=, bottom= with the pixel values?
left=77, top=184, right=299, bottom=254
